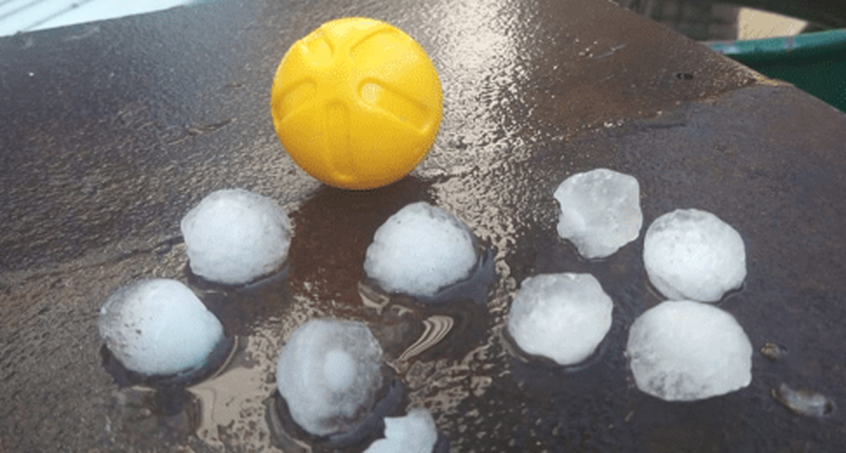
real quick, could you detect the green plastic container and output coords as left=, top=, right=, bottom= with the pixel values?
left=709, top=29, right=846, bottom=112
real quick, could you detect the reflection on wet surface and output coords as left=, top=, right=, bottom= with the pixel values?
left=3, top=0, right=846, bottom=451
left=399, top=316, right=454, bottom=362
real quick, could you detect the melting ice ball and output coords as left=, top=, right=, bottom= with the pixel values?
left=365, top=408, right=438, bottom=453
left=554, top=168, right=642, bottom=259
left=507, top=273, right=613, bottom=366
left=643, top=208, right=746, bottom=302
left=276, top=319, right=384, bottom=436
left=98, top=279, right=224, bottom=376
left=181, top=188, right=291, bottom=285
left=364, top=202, right=477, bottom=298
left=627, top=300, right=753, bottom=401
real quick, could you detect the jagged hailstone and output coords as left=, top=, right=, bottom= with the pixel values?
left=554, top=168, right=642, bottom=259
left=365, top=408, right=438, bottom=453
left=181, top=188, right=291, bottom=285
left=276, top=319, right=384, bottom=436
left=507, top=273, right=613, bottom=365
left=643, top=208, right=746, bottom=302
left=627, top=300, right=753, bottom=401
left=364, top=202, right=477, bottom=298
left=98, top=279, right=224, bottom=376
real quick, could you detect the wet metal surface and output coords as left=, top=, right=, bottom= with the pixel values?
left=2, top=0, right=846, bottom=451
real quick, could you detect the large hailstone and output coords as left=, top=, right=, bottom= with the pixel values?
left=365, top=408, right=438, bottom=453
left=98, top=279, right=225, bottom=376
left=276, top=319, right=384, bottom=436
left=507, top=273, right=614, bottom=366
left=364, top=202, right=478, bottom=298
left=643, top=208, right=746, bottom=302
left=181, top=188, right=291, bottom=285
left=627, top=300, right=753, bottom=402
left=554, top=168, right=643, bottom=259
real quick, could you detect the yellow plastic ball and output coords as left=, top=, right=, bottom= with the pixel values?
left=270, top=18, right=443, bottom=190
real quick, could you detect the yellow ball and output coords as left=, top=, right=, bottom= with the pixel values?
left=270, top=18, right=443, bottom=190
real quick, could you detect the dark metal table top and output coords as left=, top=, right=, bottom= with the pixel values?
left=2, top=0, right=846, bottom=451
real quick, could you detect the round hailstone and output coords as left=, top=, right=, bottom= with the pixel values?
left=276, top=319, right=384, bottom=437
left=364, top=202, right=477, bottom=298
left=365, top=408, right=438, bottom=453
left=554, top=168, right=643, bottom=259
left=98, top=279, right=224, bottom=376
left=507, top=273, right=614, bottom=366
left=627, top=300, right=753, bottom=402
left=181, top=188, right=291, bottom=285
left=643, top=208, right=746, bottom=302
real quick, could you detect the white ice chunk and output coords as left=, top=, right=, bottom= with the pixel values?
left=98, top=279, right=224, bottom=376
left=276, top=319, right=384, bottom=436
left=554, top=168, right=642, bottom=259
left=181, top=189, right=291, bottom=285
left=627, top=300, right=753, bottom=401
left=324, top=349, right=356, bottom=392
left=365, top=408, right=438, bottom=453
left=364, top=202, right=477, bottom=297
left=507, top=273, right=613, bottom=365
left=643, top=209, right=746, bottom=302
